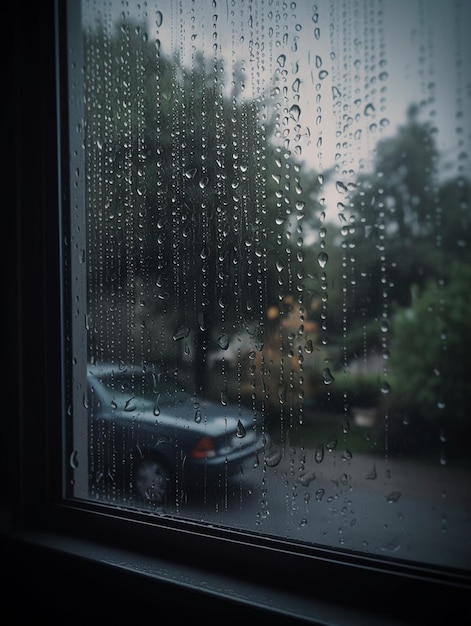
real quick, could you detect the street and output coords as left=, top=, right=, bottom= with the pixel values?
left=170, top=447, right=471, bottom=571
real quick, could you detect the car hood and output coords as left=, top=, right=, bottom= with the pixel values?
left=99, top=392, right=260, bottom=436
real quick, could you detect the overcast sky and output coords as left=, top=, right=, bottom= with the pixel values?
left=82, top=0, right=470, bottom=216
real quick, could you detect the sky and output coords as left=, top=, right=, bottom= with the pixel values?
left=82, top=0, right=470, bottom=218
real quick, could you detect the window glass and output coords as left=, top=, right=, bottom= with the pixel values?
left=65, top=0, right=471, bottom=570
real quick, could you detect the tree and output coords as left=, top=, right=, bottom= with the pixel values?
left=335, top=104, right=470, bottom=368
left=389, top=262, right=471, bottom=427
left=82, top=17, right=322, bottom=396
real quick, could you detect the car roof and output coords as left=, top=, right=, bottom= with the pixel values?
left=88, top=362, right=158, bottom=377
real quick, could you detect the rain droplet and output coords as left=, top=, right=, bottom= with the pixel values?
left=184, top=167, right=197, bottom=179
left=386, top=491, right=402, bottom=503
left=289, top=104, right=301, bottom=122
left=380, top=381, right=391, bottom=394
left=173, top=325, right=190, bottom=341
left=365, top=464, right=377, bottom=480
left=278, top=383, right=287, bottom=404
left=265, top=445, right=282, bottom=467
left=69, top=450, right=79, bottom=469
left=304, top=339, right=313, bottom=353
left=341, top=448, right=352, bottom=461
left=364, top=103, right=376, bottom=116
left=314, top=442, right=324, bottom=463
left=336, top=180, right=348, bottom=194
left=315, top=488, right=325, bottom=501
left=326, top=433, right=337, bottom=451
left=124, top=397, right=137, bottom=411
left=236, top=420, right=246, bottom=438
left=298, top=470, right=316, bottom=486
left=322, top=368, right=335, bottom=385
left=277, top=54, right=286, bottom=68
left=217, top=334, right=230, bottom=350
left=317, top=252, right=328, bottom=268
left=194, top=408, right=202, bottom=423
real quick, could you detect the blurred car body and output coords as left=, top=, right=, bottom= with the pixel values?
left=87, top=362, right=269, bottom=507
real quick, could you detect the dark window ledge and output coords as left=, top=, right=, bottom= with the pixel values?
left=2, top=505, right=469, bottom=625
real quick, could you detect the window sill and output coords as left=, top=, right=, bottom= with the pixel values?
left=2, top=504, right=469, bottom=625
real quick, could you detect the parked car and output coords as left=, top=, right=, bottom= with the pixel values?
left=87, top=362, right=269, bottom=508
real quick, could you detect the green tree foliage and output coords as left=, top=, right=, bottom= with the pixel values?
left=389, top=262, right=471, bottom=425
left=83, top=18, right=321, bottom=380
left=336, top=105, right=470, bottom=366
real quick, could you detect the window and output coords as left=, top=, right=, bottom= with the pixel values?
left=9, top=0, right=470, bottom=622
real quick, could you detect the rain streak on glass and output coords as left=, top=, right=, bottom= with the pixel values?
left=73, top=0, right=471, bottom=571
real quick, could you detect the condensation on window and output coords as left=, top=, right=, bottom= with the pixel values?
left=66, top=0, right=470, bottom=570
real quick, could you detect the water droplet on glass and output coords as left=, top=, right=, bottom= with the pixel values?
left=326, top=433, right=337, bottom=451
left=314, top=442, right=324, bottom=463
left=265, top=445, right=282, bottom=467
left=69, top=450, right=79, bottom=469
left=124, top=397, right=136, bottom=411
left=365, top=464, right=377, bottom=480
left=364, top=102, right=376, bottom=116
left=289, top=104, right=301, bottom=122
left=386, top=491, right=402, bottom=503
left=217, top=334, right=230, bottom=350
left=184, top=167, right=197, bottom=179
left=194, top=408, right=202, bottom=423
left=315, top=488, right=325, bottom=501
left=341, top=448, right=352, bottom=461
left=336, top=180, right=348, bottom=194
left=236, top=419, right=246, bottom=438
left=173, top=325, right=190, bottom=341
left=278, top=384, right=287, bottom=404
left=277, top=54, right=286, bottom=68
left=322, top=368, right=335, bottom=384
left=298, top=470, right=316, bottom=486
left=317, top=252, right=328, bottom=268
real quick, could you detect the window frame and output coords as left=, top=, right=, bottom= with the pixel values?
left=7, top=1, right=470, bottom=622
